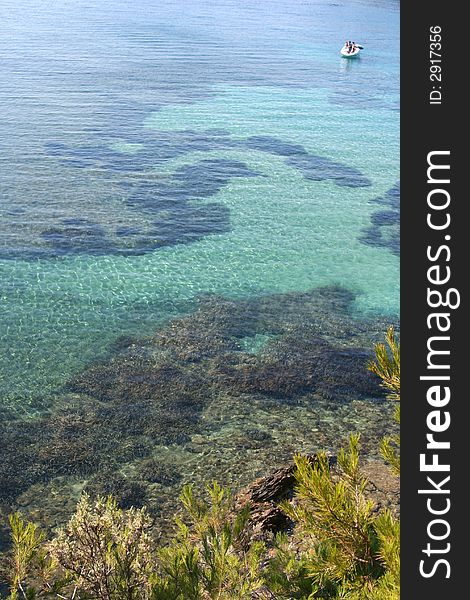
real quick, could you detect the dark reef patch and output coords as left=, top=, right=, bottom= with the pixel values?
left=244, top=136, right=309, bottom=157
left=36, top=148, right=260, bottom=257
left=218, top=344, right=381, bottom=401
left=0, top=285, right=396, bottom=518
left=44, top=131, right=371, bottom=191
left=84, top=472, right=148, bottom=509
left=360, top=182, right=400, bottom=256
left=15, top=130, right=375, bottom=259
left=139, top=460, right=182, bottom=486
left=44, top=131, right=239, bottom=174
left=122, top=158, right=259, bottom=248
left=245, top=136, right=372, bottom=188
left=41, top=221, right=109, bottom=256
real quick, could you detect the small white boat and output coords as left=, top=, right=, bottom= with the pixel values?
left=340, top=44, right=362, bottom=58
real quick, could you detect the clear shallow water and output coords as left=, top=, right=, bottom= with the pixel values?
left=0, top=1, right=400, bottom=536
left=1, top=0, right=399, bottom=411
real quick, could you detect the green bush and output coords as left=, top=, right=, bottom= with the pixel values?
left=270, top=436, right=400, bottom=599
left=2, top=495, right=155, bottom=600
left=151, top=482, right=265, bottom=599
left=368, top=326, right=400, bottom=475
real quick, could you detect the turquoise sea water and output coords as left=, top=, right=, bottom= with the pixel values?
left=0, top=0, right=399, bottom=530
left=1, top=0, right=399, bottom=412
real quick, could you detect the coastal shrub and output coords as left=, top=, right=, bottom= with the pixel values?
left=268, top=435, right=400, bottom=599
left=1, top=487, right=264, bottom=600
left=47, top=495, right=156, bottom=599
left=368, top=326, right=400, bottom=474
left=2, top=495, right=156, bottom=599
left=2, top=512, right=71, bottom=599
left=2, top=512, right=50, bottom=600
left=151, top=482, right=265, bottom=599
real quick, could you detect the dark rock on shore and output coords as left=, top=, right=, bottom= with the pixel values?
left=234, top=455, right=334, bottom=542
left=234, top=454, right=399, bottom=544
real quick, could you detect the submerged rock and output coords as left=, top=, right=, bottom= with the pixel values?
left=85, top=472, right=148, bottom=509
left=139, top=459, right=182, bottom=486
left=0, top=286, right=397, bottom=540
left=361, top=182, right=400, bottom=256
left=214, top=341, right=381, bottom=401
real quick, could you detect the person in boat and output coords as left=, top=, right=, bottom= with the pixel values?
left=349, top=41, right=356, bottom=53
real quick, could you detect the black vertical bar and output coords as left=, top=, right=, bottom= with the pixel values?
left=401, top=2, right=465, bottom=597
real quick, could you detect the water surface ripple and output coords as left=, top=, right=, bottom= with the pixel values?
left=0, top=0, right=399, bottom=533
